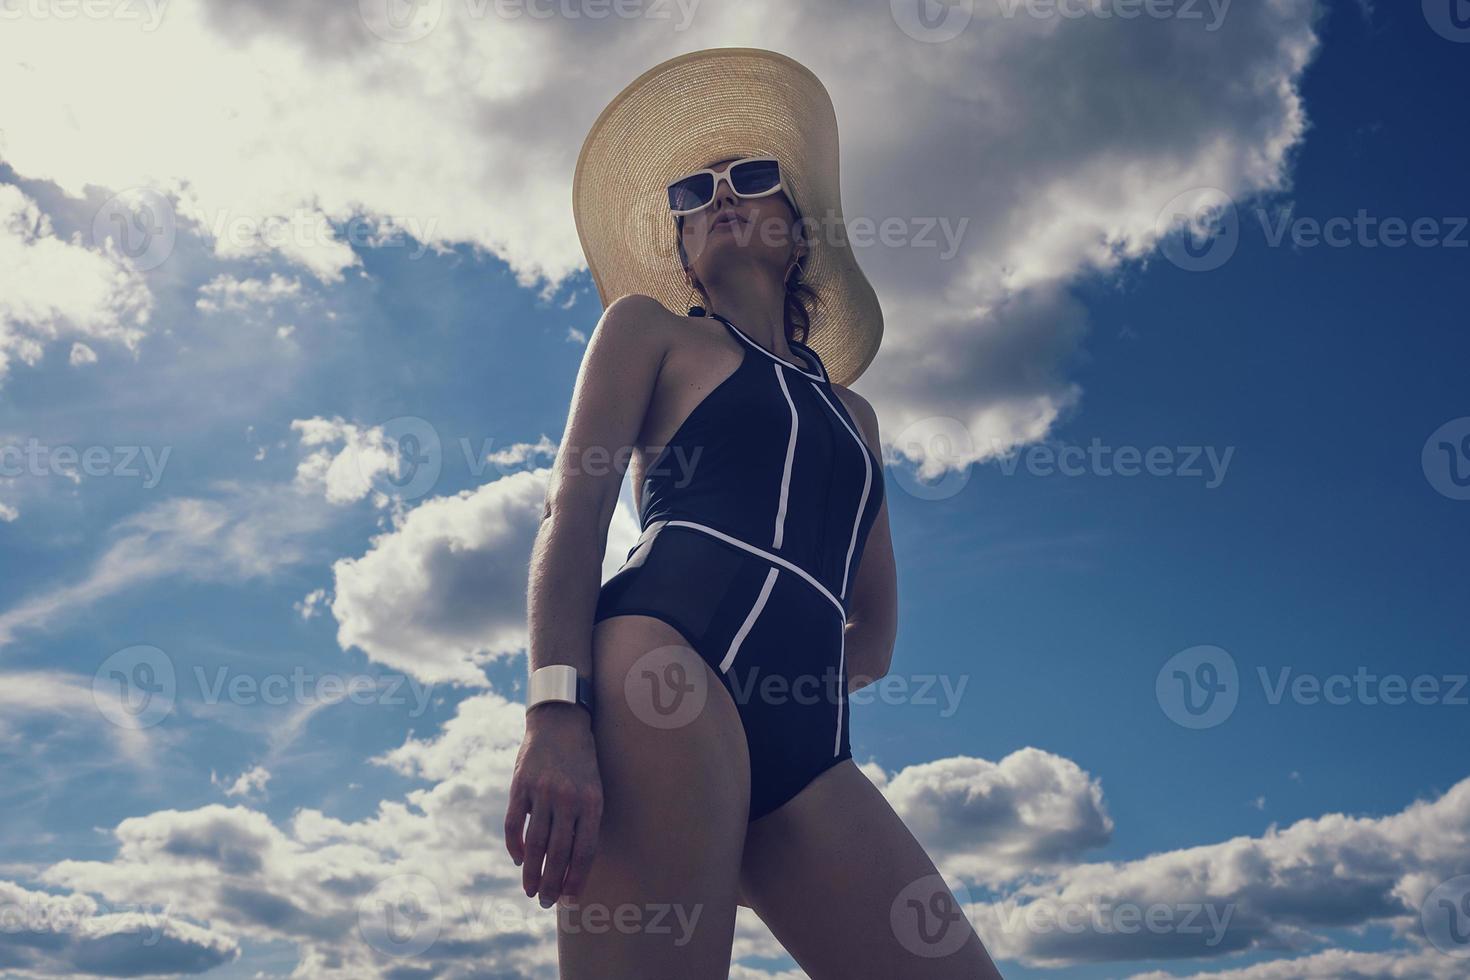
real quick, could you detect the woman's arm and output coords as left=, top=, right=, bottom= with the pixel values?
left=832, top=386, right=898, bottom=694
left=506, top=293, right=669, bottom=908
left=524, top=292, right=667, bottom=709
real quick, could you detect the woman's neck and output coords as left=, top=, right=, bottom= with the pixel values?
left=701, top=269, right=793, bottom=361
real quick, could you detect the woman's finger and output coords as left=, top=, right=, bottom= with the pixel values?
left=535, top=804, right=577, bottom=908
left=503, top=779, right=529, bottom=866
left=559, top=804, right=602, bottom=902
left=521, top=793, right=553, bottom=899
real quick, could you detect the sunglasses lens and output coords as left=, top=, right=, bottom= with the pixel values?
left=668, top=173, right=714, bottom=212
left=731, top=159, right=780, bottom=195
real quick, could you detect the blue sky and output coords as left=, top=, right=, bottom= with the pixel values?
left=1, top=1, right=1468, bottom=978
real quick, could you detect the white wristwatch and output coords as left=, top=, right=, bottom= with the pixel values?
left=527, top=664, right=594, bottom=719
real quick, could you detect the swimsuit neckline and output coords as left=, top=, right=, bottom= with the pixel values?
left=788, top=338, right=829, bottom=379
left=702, top=311, right=828, bottom=382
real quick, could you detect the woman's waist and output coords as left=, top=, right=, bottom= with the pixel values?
left=629, top=516, right=847, bottom=618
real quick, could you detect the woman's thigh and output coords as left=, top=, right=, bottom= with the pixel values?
left=739, top=759, right=1005, bottom=980
left=557, top=613, right=751, bottom=980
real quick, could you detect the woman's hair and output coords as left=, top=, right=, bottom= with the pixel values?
left=675, top=189, right=824, bottom=345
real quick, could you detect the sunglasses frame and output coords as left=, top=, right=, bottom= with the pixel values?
left=666, top=155, right=786, bottom=217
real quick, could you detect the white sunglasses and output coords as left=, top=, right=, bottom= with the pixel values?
left=666, top=156, right=785, bottom=217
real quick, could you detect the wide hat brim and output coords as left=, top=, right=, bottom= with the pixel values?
left=572, top=47, right=882, bottom=387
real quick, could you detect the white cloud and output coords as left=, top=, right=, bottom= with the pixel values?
left=26, top=712, right=1470, bottom=979
left=295, top=586, right=329, bottom=620
left=0, top=879, right=239, bottom=977
left=196, top=273, right=303, bottom=315
left=328, top=469, right=551, bottom=687
left=215, top=764, right=272, bottom=800
left=974, top=778, right=1470, bottom=967
left=0, top=184, right=152, bottom=387
left=290, top=416, right=402, bottom=508
left=322, top=445, right=641, bottom=686
left=878, top=747, right=1114, bottom=885
left=1127, top=945, right=1461, bottom=980
left=38, top=695, right=560, bottom=978
left=482, top=435, right=557, bottom=469
left=0, top=480, right=332, bottom=647
left=0, top=670, right=168, bottom=767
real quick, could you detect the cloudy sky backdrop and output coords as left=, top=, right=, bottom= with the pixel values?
left=2, top=0, right=1468, bottom=977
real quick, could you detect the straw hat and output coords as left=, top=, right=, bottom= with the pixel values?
left=572, top=47, right=883, bottom=387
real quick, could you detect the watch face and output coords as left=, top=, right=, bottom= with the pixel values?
left=529, top=665, right=579, bottom=706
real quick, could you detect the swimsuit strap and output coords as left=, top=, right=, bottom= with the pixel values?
left=789, top=337, right=830, bottom=382
left=694, top=309, right=827, bottom=381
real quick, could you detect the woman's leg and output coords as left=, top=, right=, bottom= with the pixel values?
left=558, top=614, right=751, bottom=979
left=739, top=759, right=1005, bottom=979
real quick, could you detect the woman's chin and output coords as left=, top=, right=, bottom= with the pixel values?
left=684, top=230, right=750, bottom=262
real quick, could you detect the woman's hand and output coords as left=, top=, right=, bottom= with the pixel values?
left=503, top=704, right=603, bottom=908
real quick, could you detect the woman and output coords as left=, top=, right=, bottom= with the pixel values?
left=505, top=48, right=1004, bottom=979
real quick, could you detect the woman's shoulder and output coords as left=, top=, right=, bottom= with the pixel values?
left=830, top=383, right=881, bottom=452
left=830, top=381, right=874, bottom=422
left=591, top=294, right=693, bottom=362
left=598, top=293, right=686, bottom=334
left=591, top=294, right=732, bottom=381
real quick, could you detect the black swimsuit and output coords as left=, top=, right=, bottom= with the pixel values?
left=593, top=308, right=885, bottom=821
